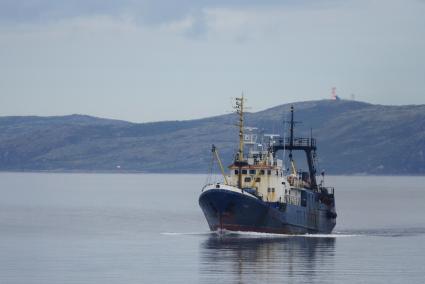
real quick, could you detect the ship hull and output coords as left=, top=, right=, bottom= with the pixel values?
left=199, top=187, right=335, bottom=234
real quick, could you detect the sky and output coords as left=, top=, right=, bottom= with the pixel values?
left=0, top=0, right=424, bottom=122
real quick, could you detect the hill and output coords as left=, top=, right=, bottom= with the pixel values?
left=0, top=100, right=424, bottom=174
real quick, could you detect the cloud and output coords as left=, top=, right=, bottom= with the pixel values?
left=0, top=0, right=343, bottom=40
left=0, top=0, right=334, bottom=26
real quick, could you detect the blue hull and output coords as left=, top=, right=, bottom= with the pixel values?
left=199, top=188, right=335, bottom=234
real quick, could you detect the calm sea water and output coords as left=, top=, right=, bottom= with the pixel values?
left=0, top=173, right=424, bottom=283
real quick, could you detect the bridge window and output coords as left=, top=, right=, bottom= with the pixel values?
left=244, top=177, right=251, bottom=183
left=249, top=169, right=256, bottom=175
left=242, top=169, right=247, bottom=174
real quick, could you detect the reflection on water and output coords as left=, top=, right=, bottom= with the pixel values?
left=200, top=235, right=336, bottom=283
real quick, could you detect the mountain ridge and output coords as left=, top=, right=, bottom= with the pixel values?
left=0, top=99, right=424, bottom=175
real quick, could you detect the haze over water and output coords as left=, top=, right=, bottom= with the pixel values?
left=0, top=173, right=424, bottom=283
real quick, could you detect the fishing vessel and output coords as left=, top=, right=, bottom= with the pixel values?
left=199, top=96, right=337, bottom=234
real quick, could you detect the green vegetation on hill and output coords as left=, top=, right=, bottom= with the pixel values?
left=0, top=100, right=424, bottom=174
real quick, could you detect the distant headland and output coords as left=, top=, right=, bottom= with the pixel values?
left=0, top=99, right=424, bottom=175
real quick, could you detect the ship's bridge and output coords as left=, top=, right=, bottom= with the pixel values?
left=228, top=136, right=286, bottom=202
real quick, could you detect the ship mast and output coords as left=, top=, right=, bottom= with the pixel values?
left=234, top=95, right=245, bottom=188
left=273, top=105, right=318, bottom=190
left=289, top=105, right=294, bottom=160
left=289, top=105, right=296, bottom=174
left=235, top=95, right=245, bottom=162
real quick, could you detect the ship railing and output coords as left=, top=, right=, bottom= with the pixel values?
left=201, top=183, right=217, bottom=192
left=275, top=137, right=316, bottom=148
left=319, top=186, right=335, bottom=196
left=201, top=182, right=234, bottom=192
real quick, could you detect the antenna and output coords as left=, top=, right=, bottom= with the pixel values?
left=331, top=87, right=337, bottom=100
left=331, top=87, right=341, bottom=101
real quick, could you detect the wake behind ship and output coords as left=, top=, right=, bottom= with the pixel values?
left=199, top=97, right=337, bottom=234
